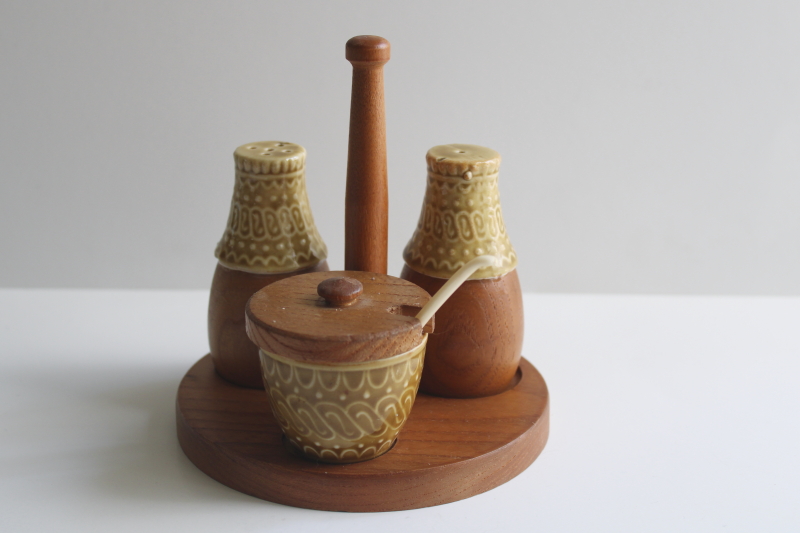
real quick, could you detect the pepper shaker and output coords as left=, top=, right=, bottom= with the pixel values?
left=209, top=141, right=329, bottom=388
left=400, top=144, right=523, bottom=397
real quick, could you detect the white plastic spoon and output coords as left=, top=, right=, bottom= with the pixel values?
left=415, top=255, right=498, bottom=327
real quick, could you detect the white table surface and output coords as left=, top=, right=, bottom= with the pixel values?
left=1, top=289, right=798, bottom=532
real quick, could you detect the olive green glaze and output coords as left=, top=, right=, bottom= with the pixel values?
left=215, top=141, right=327, bottom=274
left=259, top=338, right=426, bottom=464
left=403, top=144, right=517, bottom=280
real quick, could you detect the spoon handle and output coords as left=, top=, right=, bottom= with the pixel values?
left=415, top=255, right=497, bottom=327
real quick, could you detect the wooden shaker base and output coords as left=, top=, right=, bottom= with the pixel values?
left=400, top=265, right=524, bottom=398
left=208, top=260, right=329, bottom=388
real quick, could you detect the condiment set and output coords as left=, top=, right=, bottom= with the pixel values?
left=177, top=34, right=549, bottom=511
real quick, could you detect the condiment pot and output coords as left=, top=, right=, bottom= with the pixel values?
left=245, top=256, right=496, bottom=463
left=245, top=271, right=432, bottom=463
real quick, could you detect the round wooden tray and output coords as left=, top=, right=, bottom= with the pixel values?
left=176, top=354, right=549, bottom=512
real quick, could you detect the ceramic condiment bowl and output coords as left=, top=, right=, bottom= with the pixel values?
left=246, top=257, right=496, bottom=464
left=246, top=271, right=433, bottom=464
left=259, top=337, right=426, bottom=463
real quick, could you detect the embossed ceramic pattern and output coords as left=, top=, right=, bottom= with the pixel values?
left=259, top=338, right=426, bottom=464
left=403, top=144, right=517, bottom=279
left=214, top=141, right=328, bottom=274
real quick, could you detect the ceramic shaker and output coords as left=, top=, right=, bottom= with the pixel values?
left=209, top=141, right=329, bottom=388
left=401, top=144, right=523, bottom=398
left=245, top=271, right=434, bottom=463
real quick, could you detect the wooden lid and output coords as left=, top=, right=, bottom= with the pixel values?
left=245, top=271, right=433, bottom=364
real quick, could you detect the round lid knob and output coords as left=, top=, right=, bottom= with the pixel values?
left=317, top=277, right=363, bottom=307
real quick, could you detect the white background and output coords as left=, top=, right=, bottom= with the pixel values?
left=2, top=0, right=799, bottom=293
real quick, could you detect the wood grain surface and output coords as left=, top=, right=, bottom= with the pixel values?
left=401, top=266, right=524, bottom=398
left=245, top=270, right=433, bottom=364
left=344, top=35, right=390, bottom=274
left=176, top=354, right=549, bottom=512
left=208, top=261, right=328, bottom=388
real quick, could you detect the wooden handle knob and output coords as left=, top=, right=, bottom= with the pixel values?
left=344, top=35, right=390, bottom=274
left=317, top=277, right=364, bottom=307
left=346, top=35, right=391, bottom=63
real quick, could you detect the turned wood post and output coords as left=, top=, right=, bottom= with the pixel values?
left=344, top=35, right=390, bottom=274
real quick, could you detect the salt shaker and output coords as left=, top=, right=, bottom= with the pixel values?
left=209, top=141, right=329, bottom=388
left=401, top=144, right=523, bottom=397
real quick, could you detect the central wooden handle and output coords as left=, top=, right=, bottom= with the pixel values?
left=344, top=35, right=390, bottom=274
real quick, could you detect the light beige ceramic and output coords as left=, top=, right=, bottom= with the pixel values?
left=403, top=144, right=517, bottom=280
left=259, top=337, right=427, bottom=464
left=215, top=141, right=327, bottom=274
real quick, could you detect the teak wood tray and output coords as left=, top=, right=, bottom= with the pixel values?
left=176, top=354, right=549, bottom=512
